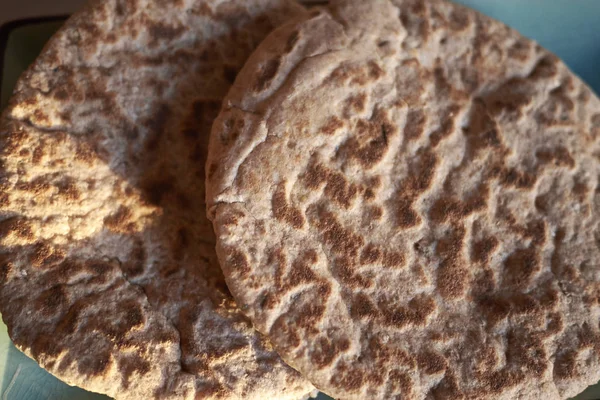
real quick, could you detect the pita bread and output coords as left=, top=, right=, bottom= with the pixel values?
left=206, top=0, right=600, bottom=398
left=0, top=0, right=316, bottom=398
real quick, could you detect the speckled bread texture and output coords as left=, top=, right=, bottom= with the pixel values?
left=206, top=0, right=600, bottom=398
left=0, top=0, right=316, bottom=399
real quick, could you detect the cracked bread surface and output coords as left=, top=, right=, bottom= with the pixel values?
left=206, top=0, right=600, bottom=398
left=0, top=0, right=315, bottom=399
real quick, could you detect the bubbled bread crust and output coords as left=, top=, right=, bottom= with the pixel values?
left=0, top=0, right=314, bottom=399
left=206, top=0, right=600, bottom=398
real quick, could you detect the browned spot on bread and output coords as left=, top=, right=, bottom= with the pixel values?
left=400, top=1, right=430, bottom=44
left=229, top=251, right=250, bottom=278
left=311, top=336, right=350, bottom=369
left=449, top=8, right=469, bottom=30
left=344, top=93, right=367, bottom=115
left=115, top=301, right=145, bottom=335
left=351, top=292, right=378, bottom=319
left=572, top=176, right=589, bottom=202
left=33, top=109, right=49, bottom=124
left=255, top=58, right=281, bottom=92
left=333, top=256, right=372, bottom=288
left=394, top=148, right=439, bottom=228
left=302, top=162, right=329, bottom=189
left=471, top=342, right=499, bottom=377
left=267, top=247, right=286, bottom=290
left=360, top=244, right=381, bottom=265
left=482, top=78, right=532, bottom=116
left=471, top=236, right=499, bottom=263
left=436, top=226, right=469, bottom=299
left=396, top=59, right=426, bottom=104
left=339, top=110, right=395, bottom=168
left=463, top=100, right=504, bottom=154
left=502, top=247, right=539, bottom=289
left=30, top=243, right=64, bottom=267
left=522, top=219, right=546, bottom=246
left=53, top=88, right=69, bottom=101
left=0, top=217, right=34, bottom=241
left=328, top=61, right=385, bottom=87
left=74, top=142, right=96, bottom=165
left=535, top=146, right=575, bottom=168
left=379, top=294, right=436, bottom=328
left=0, top=193, right=9, bottom=208
left=118, top=355, right=151, bottom=389
left=366, top=336, right=416, bottom=368
left=472, top=268, right=498, bottom=297
left=406, top=148, right=438, bottom=192
left=404, top=109, right=426, bottom=141
left=508, top=38, right=532, bottom=61
left=431, top=370, right=464, bottom=399
left=56, top=178, right=80, bottom=200
left=77, top=347, right=112, bottom=377
left=396, top=197, right=420, bottom=228
left=36, top=285, right=67, bottom=316
left=288, top=250, right=318, bottom=287
left=538, top=287, right=560, bottom=311
left=408, top=295, right=436, bottom=325
left=429, top=184, right=489, bottom=224
left=320, top=116, right=344, bottom=135
left=15, top=178, right=51, bottom=195
left=272, top=181, right=305, bottom=229
left=123, top=240, right=145, bottom=277
left=389, top=370, right=413, bottom=397
left=478, top=369, right=525, bottom=396
left=3, top=131, right=27, bottom=155
left=430, top=105, right=461, bottom=147
left=536, top=84, right=575, bottom=125
left=148, top=22, right=185, bottom=45
left=382, top=251, right=405, bottom=268
left=366, top=60, right=384, bottom=80
left=417, top=350, right=447, bottom=375
left=324, top=172, right=359, bottom=208
left=510, top=293, right=541, bottom=317
left=311, top=208, right=363, bottom=257
left=104, top=206, right=136, bottom=234
left=507, top=330, right=547, bottom=378
left=330, top=360, right=364, bottom=391
left=0, top=259, right=11, bottom=283
left=478, top=296, right=510, bottom=327
left=437, top=262, right=468, bottom=299
left=366, top=176, right=381, bottom=191
left=555, top=350, right=578, bottom=380
left=364, top=205, right=383, bottom=222
left=295, top=299, right=326, bottom=333
left=550, top=228, right=567, bottom=279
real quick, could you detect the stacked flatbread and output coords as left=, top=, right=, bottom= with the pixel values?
left=3, top=0, right=600, bottom=399
left=0, top=0, right=315, bottom=399
left=206, top=0, right=600, bottom=399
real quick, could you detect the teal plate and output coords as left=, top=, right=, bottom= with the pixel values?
left=1, top=1, right=600, bottom=399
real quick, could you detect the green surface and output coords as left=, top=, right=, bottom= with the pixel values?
left=1, top=2, right=600, bottom=399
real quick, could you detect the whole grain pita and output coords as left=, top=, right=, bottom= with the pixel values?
left=206, top=0, right=600, bottom=398
left=0, top=0, right=316, bottom=399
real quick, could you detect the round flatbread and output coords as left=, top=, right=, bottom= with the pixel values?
left=0, top=0, right=315, bottom=399
left=206, top=0, right=600, bottom=398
